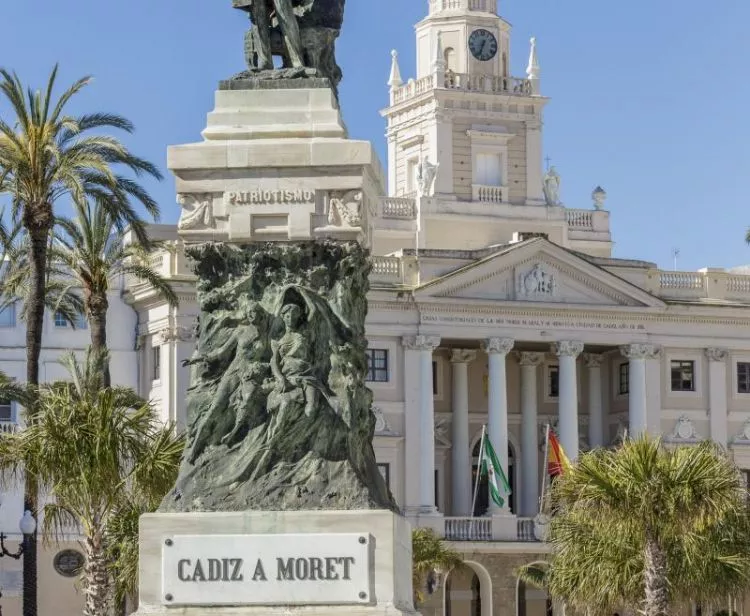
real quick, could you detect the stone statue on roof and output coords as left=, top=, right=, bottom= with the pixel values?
left=232, top=0, right=346, bottom=90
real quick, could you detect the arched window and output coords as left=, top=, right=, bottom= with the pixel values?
left=516, top=566, right=552, bottom=616
left=444, top=47, right=456, bottom=72
left=472, top=439, right=515, bottom=515
left=502, top=52, right=508, bottom=77
left=445, top=562, right=492, bottom=616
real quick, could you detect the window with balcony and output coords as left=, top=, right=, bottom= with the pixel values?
left=365, top=349, right=389, bottom=382
left=671, top=360, right=695, bottom=392
left=0, top=304, right=15, bottom=328
left=738, top=362, right=750, bottom=394
left=475, top=152, right=502, bottom=187
left=619, top=363, right=630, bottom=395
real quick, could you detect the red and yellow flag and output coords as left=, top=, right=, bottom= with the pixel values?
left=547, top=430, right=571, bottom=477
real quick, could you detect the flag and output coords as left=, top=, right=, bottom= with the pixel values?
left=480, top=436, right=511, bottom=507
left=547, top=430, right=571, bottom=477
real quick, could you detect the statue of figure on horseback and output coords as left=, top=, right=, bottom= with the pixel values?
left=232, top=0, right=346, bottom=89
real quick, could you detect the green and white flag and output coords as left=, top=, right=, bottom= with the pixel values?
left=480, top=436, right=511, bottom=507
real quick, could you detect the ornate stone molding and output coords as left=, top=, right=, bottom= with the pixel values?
left=666, top=415, right=700, bottom=442
left=372, top=407, right=398, bottom=437
left=450, top=349, right=477, bottom=364
left=177, top=194, right=215, bottom=231
left=551, top=341, right=583, bottom=358
left=583, top=353, right=604, bottom=369
left=517, top=263, right=557, bottom=300
left=327, top=190, right=363, bottom=229
left=402, top=335, right=441, bottom=352
left=518, top=351, right=545, bottom=367
left=705, top=347, right=728, bottom=362
left=157, top=326, right=196, bottom=344
left=733, top=419, right=750, bottom=444
left=482, top=338, right=514, bottom=356
left=620, top=343, right=661, bottom=361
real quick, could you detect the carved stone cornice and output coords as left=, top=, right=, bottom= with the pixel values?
left=402, top=335, right=441, bottom=352
left=583, top=353, right=604, bottom=369
left=450, top=349, right=477, bottom=364
left=551, top=341, right=584, bottom=358
left=482, top=338, right=514, bottom=356
left=620, top=343, right=661, bottom=361
left=518, top=351, right=545, bottom=367
left=157, top=325, right=196, bottom=344
left=705, top=347, right=728, bottom=362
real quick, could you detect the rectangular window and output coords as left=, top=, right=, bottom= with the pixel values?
left=54, top=311, right=68, bottom=328
left=549, top=365, right=559, bottom=398
left=619, top=363, right=630, bottom=395
left=54, top=310, right=87, bottom=329
left=406, top=158, right=418, bottom=195
left=0, top=398, right=12, bottom=423
left=738, top=363, right=750, bottom=394
left=0, top=304, right=15, bottom=328
left=365, top=349, right=389, bottom=383
left=475, top=152, right=503, bottom=186
left=432, top=361, right=438, bottom=395
left=152, top=347, right=161, bottom=382
left=377, top=463, right=390, bottom=489
left=671, top=360, right=695, bottom=392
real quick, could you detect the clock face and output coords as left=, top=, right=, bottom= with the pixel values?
left=469, top=29, right=498, bottom=62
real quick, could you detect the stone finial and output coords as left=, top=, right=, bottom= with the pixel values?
left=388, top=49, right=403, bottom=89
left=432, top=33, right=446, bottom=75
left=592, top=186, right=607, bottom=210
left=526, top=37, right=540, bottom=93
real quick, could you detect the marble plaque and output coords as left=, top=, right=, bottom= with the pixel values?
left=162, top=533, right=372, bottom=606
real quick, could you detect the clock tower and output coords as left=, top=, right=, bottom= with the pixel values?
left=378, top=0, right=564, bottom=255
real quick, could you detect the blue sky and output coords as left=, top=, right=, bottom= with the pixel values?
left=1, top=0, right=749, bottom=270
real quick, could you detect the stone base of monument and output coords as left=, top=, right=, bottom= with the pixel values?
left=133, top=510, right=417, bottom=616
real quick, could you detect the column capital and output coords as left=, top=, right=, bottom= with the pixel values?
left=620, top=343, right=661, bottom=360
left=551, top=341, right=583, bottom=358
left=705, top=347, right=728, bottom=362
left=517, top=351, right=545, bottom=367
left=402, top=335, right=441, bottom=352
left=482, top=338, right=515, bottom=356
left=583, top=353, right=604, bottom=369
left=450, top=349, right=478, bottom=364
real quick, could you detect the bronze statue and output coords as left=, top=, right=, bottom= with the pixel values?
left=232, top=0, right=346, bottom=89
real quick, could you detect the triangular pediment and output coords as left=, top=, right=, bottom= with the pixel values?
left=414, top=239, right=665, bottom=308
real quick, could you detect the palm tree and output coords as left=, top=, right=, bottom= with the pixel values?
left=0, top=65, right=162, bottom=387
left=519, top=437, right=750, bottom=616
left=411, top=528, right=462, bottom=606
left=0, top=349, right=184, bottom=616
left=52, top=199, right=178, bottom=384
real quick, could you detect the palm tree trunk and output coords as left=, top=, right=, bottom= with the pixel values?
left=89, top=301, right=110, bottom=388
left=83, top=529, right=111, bottom=616
left=23, top=215, right=52, bottom=616
left=644, top=532, right=669, bottom=616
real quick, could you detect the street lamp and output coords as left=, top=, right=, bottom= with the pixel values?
left=0, top=508, right=37, bottom=616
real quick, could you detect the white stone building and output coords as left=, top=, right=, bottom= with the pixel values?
left=3, top=1, right=750, bottom=615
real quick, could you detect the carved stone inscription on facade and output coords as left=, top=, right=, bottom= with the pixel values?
left=162, top=534, right=370, bottom=606
left=421, top=313, right=647, bottom=331
left=226, top=189, right=316, bottom=206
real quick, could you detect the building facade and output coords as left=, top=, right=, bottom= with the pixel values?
left=2, top=1, right=750, bottom=615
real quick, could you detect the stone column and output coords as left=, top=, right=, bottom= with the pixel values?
left=450, top=349, right=477, bottom=517
left=525, top=120, right=545, bottom=205
left=552, top=341, right=584, bottom=461
left=583, top=354, right=605, bottom=449
left=401, top=337, right=422, bottom=514
left=706, top=348, right=728, bottom=447
left=403, top=335, right=441, bottom=514
left=620, top=344, right=660, bottom=437
left=481, top=338, right=514, bottom=515
left=519, top=352, right=544, bottom=517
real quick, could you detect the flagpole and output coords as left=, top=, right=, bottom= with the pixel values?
left=470, top=425, right=486, bottom=519
left=539, top=424, right=551, bottom=515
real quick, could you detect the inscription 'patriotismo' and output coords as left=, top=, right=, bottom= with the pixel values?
left=162, top=534, right=370, bottom=606
left=226, top=189, right=315, bottom=205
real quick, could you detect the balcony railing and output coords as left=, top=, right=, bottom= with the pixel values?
left=566, top=209, right=594, bottom=230
left=472, top=184, right=506, bottom=204
left=371, top=257, right=403, bottom=285
left=430, top=0, right=497, bottom=12
left=392, top=72, right=532, bottom=106
left=444, top=517, right=492, bottom=541
left=379, top=197, right=417, bottom=220
left=659, top=272, right=705, bottom=291
left=0, top=422, right=18, bottom=434
left=517, top=517, right=537, bottom=542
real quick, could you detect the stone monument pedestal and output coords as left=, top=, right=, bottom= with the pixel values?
left=169, top=80, right=384, bottom=247
left=133, top=510, right=416, bottom=616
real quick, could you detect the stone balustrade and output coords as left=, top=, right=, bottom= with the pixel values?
left=392, top=71, right=532, bottom=105
left=516, top=517, right=537, bottom=542
left=392, top=75, right=435, bottom=105
left=371, top=256, right=403, bottom=284
left=429, top=0, right=497, bottom=14
left=566, top=209, right=594, bottom=230
left=444, top=517, right=492, bottom=541
left=379, top=197, right=417, bottom=220
left=472, top=184, right=506, bottom=204
left=659, top=272, right=706, bottom=291
left=0, top=421, right=18, bottom=434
